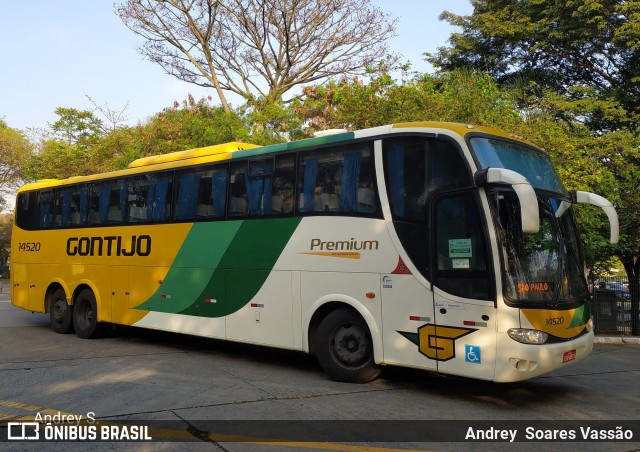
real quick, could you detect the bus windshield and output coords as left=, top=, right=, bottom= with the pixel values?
left=471, top=136, right=588, bottom=305
left=471, top=136, right=567, bottom=194
left=490, top=190, right=588, bottom=305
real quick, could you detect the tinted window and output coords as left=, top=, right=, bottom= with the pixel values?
left=15, top=191, right=38, bottom=230
left=89, top=179, right=126, bottom=225
left=175, top=165, right=228, bottom=221
left=53, top=187, right=87, bottom=228
left=271, top=155, right=296, bottom=215
left=126, top=173, right=173, bottom=223
left=383, top=137, right=471, bottom=223
left=229, top=157, right=290, bottom=217
left=298, top=143, right=377, bottom=215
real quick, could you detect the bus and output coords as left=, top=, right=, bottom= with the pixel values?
left=11, top=122, right=619, bottom=383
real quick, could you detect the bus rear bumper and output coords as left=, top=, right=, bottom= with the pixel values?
left=493, top=330, right=594, bottom=382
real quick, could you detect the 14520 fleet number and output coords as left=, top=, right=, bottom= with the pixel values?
left=18, top=242, right=41, bottom=252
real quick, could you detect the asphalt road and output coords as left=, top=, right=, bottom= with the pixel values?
left=0, top=289, right=639, bottom=452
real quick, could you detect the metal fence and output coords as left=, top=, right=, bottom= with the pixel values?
left=590, top=276, right=636, bottom=336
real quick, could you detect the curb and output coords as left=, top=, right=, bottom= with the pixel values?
left=594, top=336, right=640, bottom=345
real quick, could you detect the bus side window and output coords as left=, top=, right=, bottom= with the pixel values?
left=229, top=162, right=248, bottom=217
left=38, top=191, right=54, bottom=228
left=175, top=165, right=227, bottom=221
left=69, top=187, right=89, bottom=227
left=126, top=176, right=148, bottom=223
left=271, top=155, right=295, bottom=215
left=298, top=143, right=376, bottom=215
left=127, top=173, right=172, bottom=223
left=176, top=171, right=201, bottom=220
left=246, top=157, right=274, bottom=216
left=357, top=149, right=377, bottom=214
left=90, top=180, right=126, bottom=225
left=15, top=191, right=39, bottom=230
left=54, top=189, right=81, bottom=228
left=149, top=173, right=172, bottom=222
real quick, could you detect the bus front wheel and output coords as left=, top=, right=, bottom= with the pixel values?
left=49, top=288, right=74, bottom=334
left=315, top=308, right=382, bottom=383
left=73, top=289, right=102, bottom=339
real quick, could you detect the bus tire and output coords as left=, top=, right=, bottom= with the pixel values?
left=49, top=288, right=74, bottom=334
left=73, top=289, right=102, bottom=339
left=315, top=308, right=382, bottom=383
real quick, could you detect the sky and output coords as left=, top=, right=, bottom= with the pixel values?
left=0, top=1, right=473, bottom=133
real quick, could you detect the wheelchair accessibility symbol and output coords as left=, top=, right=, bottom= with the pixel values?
left=465, top=345, right=481, bottom=364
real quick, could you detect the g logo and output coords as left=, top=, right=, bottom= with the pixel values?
left=398, top=324, right=477, bottom=362
left=396, top=324, right=477, bottom=362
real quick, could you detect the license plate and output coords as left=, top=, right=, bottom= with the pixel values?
left=562, top=349, right=577, bottom=363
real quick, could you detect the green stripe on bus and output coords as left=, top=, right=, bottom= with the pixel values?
left=134, top=221, right=241, bottom=313
left=135, top=217, right=301, bottom=317
left=231, top=132, right=355, bottom=159
left=567, top=304, right=589, bottom=329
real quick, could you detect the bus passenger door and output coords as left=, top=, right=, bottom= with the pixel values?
left=432, top=191, right=497, bottom=380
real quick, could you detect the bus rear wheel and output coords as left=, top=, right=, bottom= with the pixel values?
left=73, top=289, right=102, bottom=339
left=49, top=288, right=74, bottom=334
left=315, top=308, right=382, bottom=383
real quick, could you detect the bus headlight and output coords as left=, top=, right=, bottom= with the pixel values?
left=508, top=328, right=549, bottom=344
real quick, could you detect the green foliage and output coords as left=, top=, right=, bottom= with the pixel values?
left=50, top=107, right=104, bottom=146
left=24, top=108, right=106, bottom=180
left=293, top=69, right=522, bottom=134
left=241, top=99, right=304, bottom=144
left=24, top=139, right=94, bottom=180
left=136, top=95, right=249, bottom=155
left=430, top=0, right=640, bottom=129
left=0, top=213, right=12, bottom=272
left=0, top=124, right=33, bottom=209
left=0, top=125, right=32, bottom=183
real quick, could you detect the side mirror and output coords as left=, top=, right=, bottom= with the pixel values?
left=571, top=191, right=619, bottom=244
left=475, top=168, right=540, bottom=234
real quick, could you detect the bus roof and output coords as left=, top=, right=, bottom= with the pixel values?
left=127, top=141, right=260, bottom=168
left=17, top=122, right=536, bottom=192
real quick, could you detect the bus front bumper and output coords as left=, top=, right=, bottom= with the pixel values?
left=493, top=330, right=594, bottom=383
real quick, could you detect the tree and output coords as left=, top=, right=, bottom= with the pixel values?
left=92, top=95, right=258, bottom=170
left=429, top=0, right=640, bottom=130
left=0, top=213, right=13, bottom=276
left=25, top=108, right=105, bottom=180
left=293, top=68, right=522, bottom=134
left=24, top=139, right=94, bottom=180
left=115, top=0, right=397, bottom=110
left=49, top=107, right=103, bottom=146
left=132, top=95, right=252, bottom=156
left=0, top=122, right=33, bottom=208
left=593, top=129, right=640, bottom=335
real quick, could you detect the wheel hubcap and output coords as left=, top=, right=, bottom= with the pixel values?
left=331, top=323, right=368, bottom=366
left=80, top=302, right=93, bottom=327
left=52, top=299, right=67, bottom=323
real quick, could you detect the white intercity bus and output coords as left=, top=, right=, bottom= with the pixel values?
left=11, top=122, right=618, bottom=383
